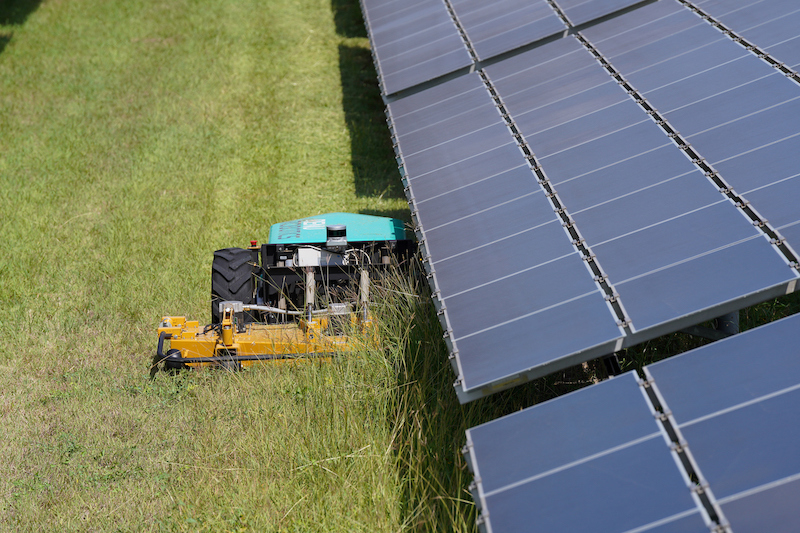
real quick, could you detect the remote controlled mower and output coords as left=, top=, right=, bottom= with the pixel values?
left=150, top=213, right=414, bottom=376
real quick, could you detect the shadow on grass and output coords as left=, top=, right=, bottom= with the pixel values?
left=338, top=43, right=403, bottom=200
left=0, top=0, right=42, bottom=55
left=331, top=0, right=367, bottom=39
left=335, top=0, right=403, bottom=200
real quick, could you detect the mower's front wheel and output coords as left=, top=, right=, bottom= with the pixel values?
left=211, top=247, right=257, bottom=323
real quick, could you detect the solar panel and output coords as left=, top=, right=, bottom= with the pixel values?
left=554, top=0, right=646, bottom=26
left=464, top=372, right=712, bottom=533
left=451, top=0, right=566, bottom=61
left=466, top=312, right=800, bottom=532
left=583, top=0, right=800, bottom=259
left=645, top=312, right=800, bottom=531
left=689, top=0, right=800, bottom=70
left=360, top=0, right=471, bottom=95
left=386, top=73, right=625, bottom=396
left=372, top=0, right=800, bottom=401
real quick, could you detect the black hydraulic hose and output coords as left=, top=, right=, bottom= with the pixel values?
left=150, top=331, right=173, bottom=378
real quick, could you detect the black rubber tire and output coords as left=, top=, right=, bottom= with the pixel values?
left=211, top=247, right=256, bottom=323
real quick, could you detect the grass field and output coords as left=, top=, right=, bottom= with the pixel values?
left=3, top=0, right=800, bottom=531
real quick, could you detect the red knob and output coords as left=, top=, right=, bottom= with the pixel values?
left=250, top=240, right=258, bottom=247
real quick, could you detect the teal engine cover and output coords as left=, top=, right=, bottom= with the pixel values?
left=267, top=213, right=408, bottom=245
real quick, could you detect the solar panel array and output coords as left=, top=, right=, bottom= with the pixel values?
left=360, top=0, right=654, bottom=95
left=372, top=0, right=800, bottom=402
left=465, top=311, right=800, bottom=533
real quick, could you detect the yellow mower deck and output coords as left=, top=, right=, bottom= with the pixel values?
left=152, top=310, right=368, bottom=375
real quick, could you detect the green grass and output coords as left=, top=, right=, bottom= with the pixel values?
left=0, top=0, right=412, bottom=530
left=3, top=0, right=800, bottom=531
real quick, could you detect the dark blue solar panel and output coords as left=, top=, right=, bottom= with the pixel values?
left=778, top=222, right=800, bottom=253
left=624, top=38, right=748, bottom=93
left=712, top=134, right=800, bottom=193
left=453, top=0, right=566, bottom=61
left=569, top=170, right=717, bottom=244
left=466, top=372, right=706, bottom=533
left=523, top=99, right=646, bottom=157
left=386, top=70, right=481, bottom=117
left=394, top=105, right=503, bottom=155
left=637, top=512, right=711, bottom=533
left=615, top=236, right=795, bottom=331
left=431, top=220, right=574, bottom=298
left=644, top=313, right=800, bottom=529
left=382, top=0, right=800, bottom=401
left=553, top=144, right=697, bottom=206
left=745, top=176, right=800, bottom=229
left=467, top=372, right=656, bottom=494
left=413, top=164, right=535, bottom=230
left=687, top=99, right=800, bottom=164
left=645, top=55, right=776, bottom=114
left=455, top=293, right=622, bottom=391
left=485, top=36, right=586, bottom=82
left=483, top=436, right=700, bottom=533
left=361, top=0, right=472, bottom=95
left=579, top=0, right=700, bottom=53
left=593, top=202, right=759, bottom=283
left=537, top=121, right=673, bottom=183
left=555, top=0, right=647, bottom=27
left=664, top=73, right=799, bottom=137
left=401, top=122, right=512, bottom=176
left=445, top=253, right=600, bottom=337
left=645, top=312, right=800, bottom=424
left=608, top=24, right=724, bottom=75
left=424, top=189, right=558, bottom=262
left=720, top=477, right=800, bottom=533
left=680, top=389, right=800, bottom=499
left=404, top=142, right=524, bottom=199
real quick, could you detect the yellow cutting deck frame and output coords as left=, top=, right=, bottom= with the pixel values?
left=153, top=306, right=368, bottom=373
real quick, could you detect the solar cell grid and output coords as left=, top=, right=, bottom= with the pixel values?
left=452, top=0, right=566, bottom=61
left=430, top=220, right=574, bottom=298
left=663, top=74, right=800, bottom=137
left=455, top=291, right=623, bottom=386
left=465, top=372, right=708, bottom=533
left=373, top=21, right=463, bottom=61
left=555, top=0, right=646, bottom=27
left=568, top=170, right=717, bottom=244
left=400, top=121, right=512, bottom=177
left=644, top=313, right=800, bottom=531
left=378, top=0, right=800, bottom=400
left=614, top=237, right=795, bottom=331
left=576, top=0, right=700, bottom=54
left=360, top=0, right=471, bottom=95
left=719, top=477, right=800, bottom=533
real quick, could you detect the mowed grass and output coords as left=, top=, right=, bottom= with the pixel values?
left=0, top=0, right=420, bottom=530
